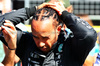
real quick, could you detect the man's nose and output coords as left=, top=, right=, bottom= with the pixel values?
left=38, top=41, right=45, bottom=48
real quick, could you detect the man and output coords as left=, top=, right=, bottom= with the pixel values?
left=0, top=2, right=97, bottom=66
left=0, top=20, right=17, bottom=66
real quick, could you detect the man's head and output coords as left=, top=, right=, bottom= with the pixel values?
left=31, top=8, right=62, bottom=53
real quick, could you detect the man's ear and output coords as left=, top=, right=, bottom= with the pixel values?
left=66, top=5, right=73, bottom=13
left=56, top=25, right=62, bottom=35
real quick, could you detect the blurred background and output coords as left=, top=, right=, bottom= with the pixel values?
left=0, top=0, right=100, bottom=66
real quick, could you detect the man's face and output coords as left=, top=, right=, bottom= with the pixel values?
left=31, top=18, right=59, bottom=53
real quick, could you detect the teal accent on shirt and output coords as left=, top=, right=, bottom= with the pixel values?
left=58, top=44, right=63, bottom=52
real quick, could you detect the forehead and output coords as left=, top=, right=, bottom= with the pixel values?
left=31, top=18, right=55, bottom=36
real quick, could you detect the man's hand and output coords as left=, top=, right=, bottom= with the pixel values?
left=38, top=2, right=66, bottom=16
left=0, top=20, right=17, bottom=50
left=47, top=2, right=66, bottom=16
left=37, top=2, right=55, bottom=10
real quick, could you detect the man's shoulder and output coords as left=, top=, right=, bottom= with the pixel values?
left=22, top=32, right=33, bottom=37
left=17, top=31, right=33, bottom=44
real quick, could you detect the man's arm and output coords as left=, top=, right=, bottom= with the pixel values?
left=2, top=49, right=16, bottom=66
left=47, top=2, right=97, bottom=63
left=61, top=11, right=97, bottom=39
left=60, top=10, right=97, bottom=60
left=0, top=3, right=55, bottom=25
left=0, top=6, right=36, bottom=25
left=48, top=2, right=97, bottom=46
left=0, top=20, right=17, bottom=66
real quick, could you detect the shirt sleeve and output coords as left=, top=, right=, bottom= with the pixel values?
left=61, top=11, right=97, bottom=63
left=0, top=6, right=36, bottom=25
left=61, top=11, right=97, bottom=40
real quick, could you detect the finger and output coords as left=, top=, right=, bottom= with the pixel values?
left=60, top=2, right=63, bottom=5
left=43, top=3, right=55, bottom=6
left=3, top=23, right=15, bottom=30
left=1, top=26, right=8, bottom=39
left=4, top=20, right=15, bottom=30
left=5, top=20, right=12, bottom=23
left=48, top=6, right=61, bottom=15
left=47, top=6, right=59, bottom=12
left=4, top=20, right=13, bottom=25
left=47, top=6, right=56, bottom=9
left=38, top=3, right=56, bottom=9
left=1, top=26, right=16, bottom=37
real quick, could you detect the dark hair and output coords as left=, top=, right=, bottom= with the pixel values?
left=32, top=7, right=63, bottom=27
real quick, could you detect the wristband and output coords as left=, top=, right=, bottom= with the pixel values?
left=8, top=47, right=16, bottom=50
